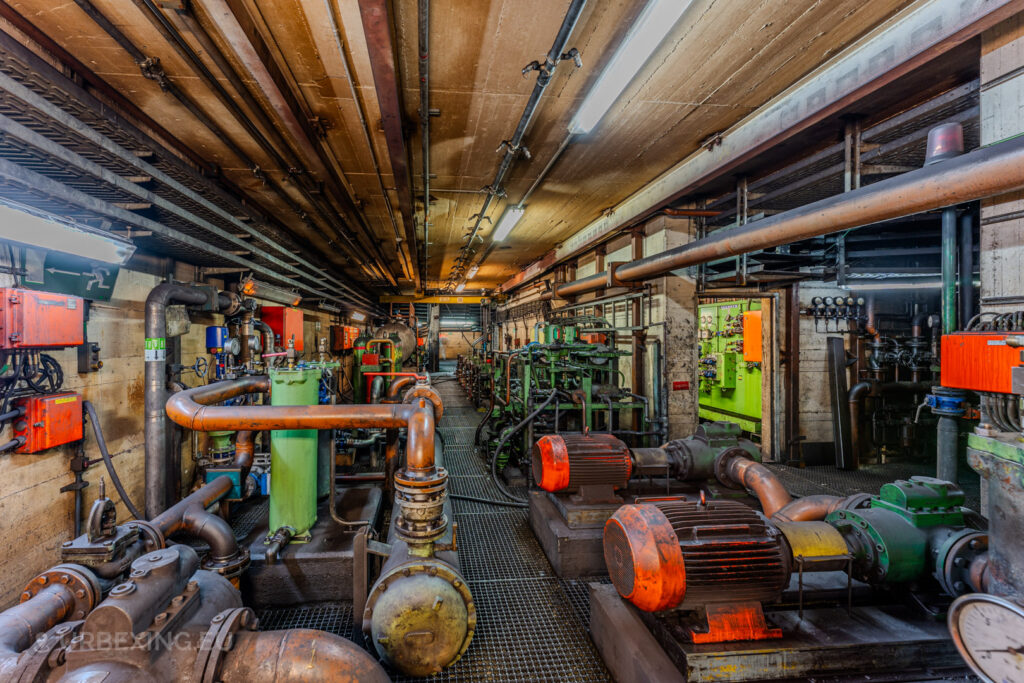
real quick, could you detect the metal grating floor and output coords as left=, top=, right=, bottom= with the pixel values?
left=253, top=375, right=612, bottom=682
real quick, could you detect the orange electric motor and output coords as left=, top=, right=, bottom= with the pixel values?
left=603, top=499, right=791, bottom=612
left=531, top=433, right=632, bottom=493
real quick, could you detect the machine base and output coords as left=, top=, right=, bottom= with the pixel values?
left=590, top=583, right=968, bottom=682
left=529, top=490, right=612, bottom=578
left=240, top=486, right=383, bottom=607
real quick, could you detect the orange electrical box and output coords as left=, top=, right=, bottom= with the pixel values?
left=941, top=333, right=1023, bottom=394
left=0, top=288, right=84, bottom=349
left=742, top=310, right=763, bottom=363
left=261, top=306, right=303, bottom=351
left=329, top=325, right=360, bottom=352
left=13, top=392, right=83, bottom=453
left=581, top=333, right=608, bottom=344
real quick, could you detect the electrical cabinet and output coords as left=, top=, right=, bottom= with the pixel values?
left=698, top=299, right=763, bottom=433
left=940, top=332, right=1021, bottom=394
left=0, top=288, right=84, bottom=349
left=330, top=325, right=360, bottom=352
left=262, top=306, right=304, bottom=351
left=13, top=392, right=83, bottom=453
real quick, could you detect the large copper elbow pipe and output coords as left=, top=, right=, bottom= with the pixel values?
left=220, top=629, right=390, bottom=682
left=722, top=455, right=793, bottom=518
left=771, top=495, right=848, bottom=522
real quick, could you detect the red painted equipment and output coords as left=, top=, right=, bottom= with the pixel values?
left=0, top=288, right=83, bottom=349
left=940, top=332, right=1022, bottom=394
left=13, top=392, right=83, bottom=453
left=532, top=433, right=632, bottom=493
left=603, top=498, right=789, bottom=642
left=261, top=306, right=304, bottom=351
left=330, top=325, right=360, bottom=352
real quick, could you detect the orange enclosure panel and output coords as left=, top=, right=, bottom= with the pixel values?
left=13, top=392, right=83, bottom=453
left=330, top=325, right=360, bottom=352
left=262, top=306, right=303, bottom=351
left=0, top=288, right=84, bottom=349
left=940, top=333, right=1022, bottom=394
left=742, top=310, right=763, bottom=363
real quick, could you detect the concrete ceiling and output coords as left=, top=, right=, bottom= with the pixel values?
left=4, top=0, right=919, bottom=295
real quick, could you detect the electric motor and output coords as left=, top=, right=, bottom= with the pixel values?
left=532, top=433, right=632, bottom=493
left=604, top=499, right=791, bottom=612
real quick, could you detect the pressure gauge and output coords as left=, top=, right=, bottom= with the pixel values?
left=948, top=593, right=1024, bottom=682
left=823, top=297, right=834, bottom=306
left=226, top=336, right=242, bottom=356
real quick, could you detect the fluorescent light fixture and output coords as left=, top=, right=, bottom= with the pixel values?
left=0, top=203, right=135, bottom=264
left=318, top=300, right=341, bottom=313
left=350, top=311, right=367, bottom=322
left=569, top=0, right=691, bottom=134
left=492, top=206, right=526, bottom=242
left=467, top=265, right=479, bottom=278
left=240, top=276, right=302, bottom=306
left=455, top=283, right=467, bottom=293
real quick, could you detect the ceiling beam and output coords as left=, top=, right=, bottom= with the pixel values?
left=357, top=0, right=422, bottom=286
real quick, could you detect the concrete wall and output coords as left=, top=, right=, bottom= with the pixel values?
left=439, top=332, right=474, bottom=359
left=981, top=14, right=1024, bottom=312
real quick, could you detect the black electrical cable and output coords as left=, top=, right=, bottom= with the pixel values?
left=450, top=493, right=527, bottom=508
left=489, top=388, right=558, bottom=504
left=83, top=400, right=143, bottom=520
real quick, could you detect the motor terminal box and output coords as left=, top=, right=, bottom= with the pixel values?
left=12, top=392, right=83, bottom=453
left=940, top=333, right=1023, bottom=394
left=0, top=288, right=84, bottom=349
left=261, top=306, right=304, bottom=352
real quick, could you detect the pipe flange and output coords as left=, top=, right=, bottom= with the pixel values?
left=193, top=607, right=259, bottom=683
left=402, top=385, right=444, bottom=421
left=219, top=290, right=243, bottom=317
left=202, top=547, right=251, bottom=581
left=836, top=493, right=872, bottom=511
left=7, top=619, right=83, bottom=680
left=937, top=529, right=988, bottom=597
left=127, top=520, right=166, bottom=553
left=21, top=564, right=101, bottom=622
left=712, top=446, right=752, bottom=490
left=363, top=558, right=475, bottom=676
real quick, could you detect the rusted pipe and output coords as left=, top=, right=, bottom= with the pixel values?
left=771, top=495, right=848, bottom=522
left=220, top=628, right=391, bottom=682
left=150, top=475, right=239, bottom=563
left=0, top=584, right=76, bottom=674
left=386, top=375, right=417, bottom=399
left=555, top=134, right=1024, bottom=298
left=722, top=455, right=793, bottom=518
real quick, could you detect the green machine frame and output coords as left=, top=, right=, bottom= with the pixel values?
left=698, top=299, right=763, bottom=434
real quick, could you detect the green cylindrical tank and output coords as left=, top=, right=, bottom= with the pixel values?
left=269, top=366, right=321, bottom=537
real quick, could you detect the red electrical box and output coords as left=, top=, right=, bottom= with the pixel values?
left=0, top=288, right=84, bottom=349
left=742, top=310, right=763, bottom=363
left=13, top=392, right=83, bottom=453
left=261, top=306, right=303, bottom=351
left=940, top=332, right=1023, bottom=394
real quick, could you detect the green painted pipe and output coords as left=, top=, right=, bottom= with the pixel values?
left=942, top=207, right=957, bottom=335
left=269, top=366, right=321, bottom=537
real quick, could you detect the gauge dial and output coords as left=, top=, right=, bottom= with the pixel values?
left=949, top=593, right=1024, bottom=683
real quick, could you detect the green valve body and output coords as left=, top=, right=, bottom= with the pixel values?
left=269, top=366, right=322, bottom=538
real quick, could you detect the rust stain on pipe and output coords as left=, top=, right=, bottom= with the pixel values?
left=723, top=456, right=792, bottom=518
left=771, top=494, right=847, bottom=522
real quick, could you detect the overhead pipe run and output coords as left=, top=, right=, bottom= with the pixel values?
left=554, top=134, right=1024, bottom=298
left=446, top=0, right=587, bottom=290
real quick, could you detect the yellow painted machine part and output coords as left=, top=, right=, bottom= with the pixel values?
left=775, top=521, right=848, bottom=560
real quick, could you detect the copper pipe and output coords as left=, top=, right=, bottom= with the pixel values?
left=554, top=134, right=1024, bottom=298
left=220, top=628, right=390, bottom=682
left=722, top=456, right=793, bottom=518
left=150, top=475, right=239, bottom=562
left=771, top=495, right=848, bottom=522
left=405, top=400, right=435, bottom=473
left=234, top=430, right=255, bottom=474
left=386, top=375, right=417, bottom=399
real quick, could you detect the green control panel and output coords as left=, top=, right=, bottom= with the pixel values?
left=698, top=299, right=762, bottom=434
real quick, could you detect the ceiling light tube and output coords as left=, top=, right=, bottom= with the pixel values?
left=493, top=206, right=526, bottom=242
left=455, top=283, right=467, bottom=293
left=240, top=276, right=302, bottom=306
left=467, top=265, right=479, bottom=279
left=0, top=203, right=135, bottom=264
left=569, top=0, right=692, bottom=135
left=350, top=311, right=367, bottom=322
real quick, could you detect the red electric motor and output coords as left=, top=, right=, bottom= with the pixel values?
left=603, top=498, right=791, bottom=642
left=532, top=433, right=632, bottom=494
